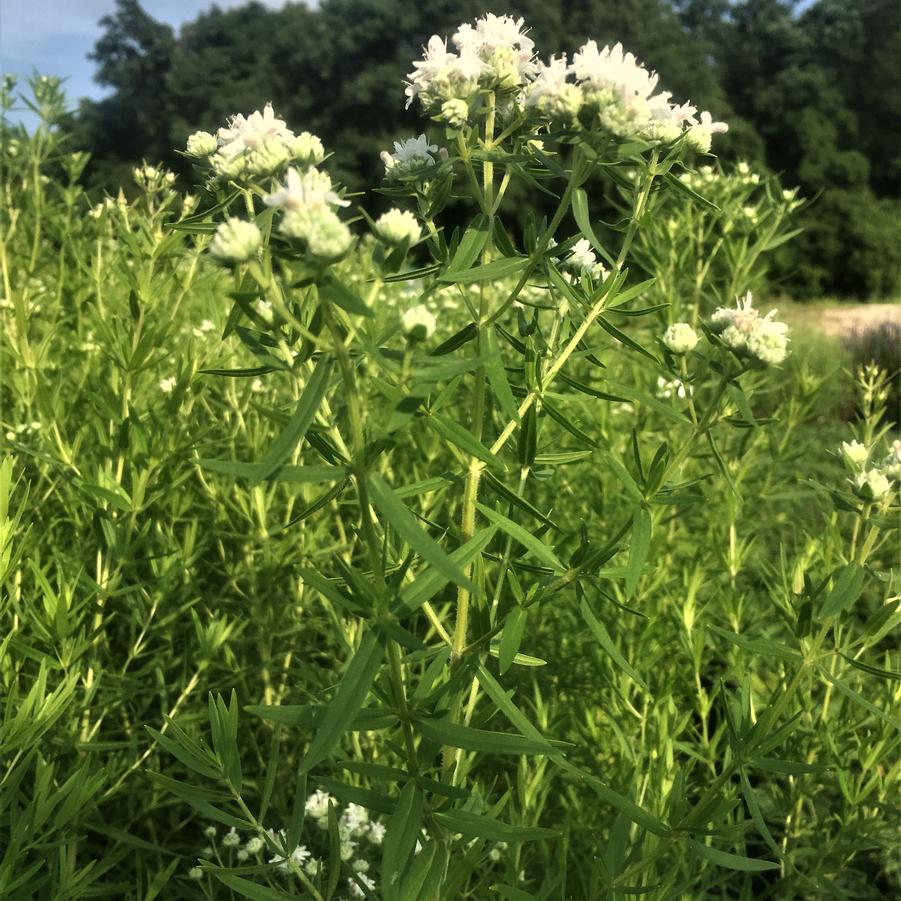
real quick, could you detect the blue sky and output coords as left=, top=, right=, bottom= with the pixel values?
left=1, top=1, right=291, bottom=121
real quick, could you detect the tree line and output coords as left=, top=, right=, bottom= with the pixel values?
left=69, top=0, right=900, bottom=299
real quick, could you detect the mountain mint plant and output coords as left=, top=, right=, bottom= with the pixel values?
left=0, top=22, right=897, bottom=901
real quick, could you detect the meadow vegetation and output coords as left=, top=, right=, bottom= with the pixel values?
left=1, top=18, right=898, bottom=899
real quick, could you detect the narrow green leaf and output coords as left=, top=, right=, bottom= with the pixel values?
left=476, top=503, right=563, bottom=572
left=301, top=630, right=385, bottom=772
left=439, top=256, right=529, bottom=284
left=499, top=607, right=527, bottom=675
left=816, top=666, right=899, bottom=730
left=368, top=474, right=480, bottom=596
left=414, top=717, right=554, bottom=755
left=254, top=356, right=333, bottom=484
left=571, top=187, right=613, bottom=264
left=686, top=839, right=779, bottom=872
left=396, top=527, right=496, bottom=614
left=707, top=625, right=802, bottom=663
left=625, top=508, right=651, bottom=597
left=432, top=809, right=557, bottom=843
left=383, top=783, right=424, bottom=900
left=820, top=563, right=865, bottom=619
left=319, top=274, right=373, bottom=317
left=427, top=413, right=501, bottom=467
left=580, top=599, right=649, bottom=692
left=444, top=216, right=489, bottom=274
left=214, top=873, right=297, bottom=900
left=597, top=317, right=659, bottom=364
left=484, top=330, right=519, bottom=421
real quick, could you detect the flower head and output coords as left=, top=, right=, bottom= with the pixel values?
left=375, top=208, right=420, bottom=245
left=208, top=218, right=262, bottom=264
left=663, top=323, right=700, bottom=354
left=186, top=131, right=218, bottom=157
left=852, top=469, right=892, bottom=502
left=380, top=135, right=441, bottom=177
left=526, top=55, right=582, bottom=122
left=401, top=304, right=437, bottom=340
left=840, top=440, right=869, bottom=472
left=709, top=293, right=789, bottom=365
left=264, top=166, right=348, bottom=213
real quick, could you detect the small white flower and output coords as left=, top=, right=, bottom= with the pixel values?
left=159, top=377, right=177, bottom=395
left=881, top=441, right=901, bottom=482
left=367, top=821, right=386, bottom=845
left=188, top=866, right=203, bottom=880
left=208, top=218, right=262, bottom=264
left=380, top=134, right=440, bottom=175
left=567, top=238, right=597, bottom=271
left=685, top=110, right=729, bottom=153
left=244, top=836, right=265, bottom=855
left=840, top=440, right=869, bottom=471
left=222, top=827, right=240, bottom=848
left=305, top=790, right=335, bottom=823
left=374, top=208, right=420, bottom=245
left=853, top=469, right=892, bottom=502
left=348, top=873, right=377, bottom=898
left=237, top=849, right=249, bottom=862
left=264, top=166, right=348, bottom=213
left=401, top=304, right=437, bottom=340
left=440, top=98, right=470, bottom=128
left=663, top=322, right=699, bottom=354
left=657, top=376, right=690, bottom=400
left=303, top=210, right=354, bottom=261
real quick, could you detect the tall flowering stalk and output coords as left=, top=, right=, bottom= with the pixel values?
left=149, top=14, right=895, bottom=899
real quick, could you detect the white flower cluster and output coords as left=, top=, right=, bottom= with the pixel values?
left=405, top=14, right=536, bottom=113
left=264, top=166, right=353, bottom=261
left=374, top=208, right=420, bottom=246
left=4, top=420, right=42, bottom=442
left=186, top=103, right=325, bottom=180
left=708, top=292, right=789, bottom=365
left=208, top=217, right=262, bottom=264
left=679, top=162, right=760, bottom=194
left=662, top=322, right=700, bottom=354
left=401, top=303, right=437, bottom=340
left=189, top=798, right=386, bottom=887
left=559, top=238, right=608, bottom=283
left=133, top=162, right=176, bottom=193
left=841, top=439, right=899, bottom=501
left=380, top=134, right=445, bottom=178
left=403, top=16, right=728, bottom=147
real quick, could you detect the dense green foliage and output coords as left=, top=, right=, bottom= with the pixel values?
left=52, top=0, right=901, bottom=300
left=1, top=49, right=899, bottom=900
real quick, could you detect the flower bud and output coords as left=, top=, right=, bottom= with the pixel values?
left=291, top=131, right=325, bottom=166
left=374, top=208, right=420, bottom=245
left=852, top=469, right=892, bottom=502
left=304, top=211, right=353, bottom=262
left=663, top=322, right=699, bottom=354
left=440, top=98, right=470, bottom=129
left=208, top=218, right=262, bottom=264
left=840, top=440, right=868, bottom=472
left=401, top=304, right=436, bottom=341
left=186, top=131, right=218, bottom=157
